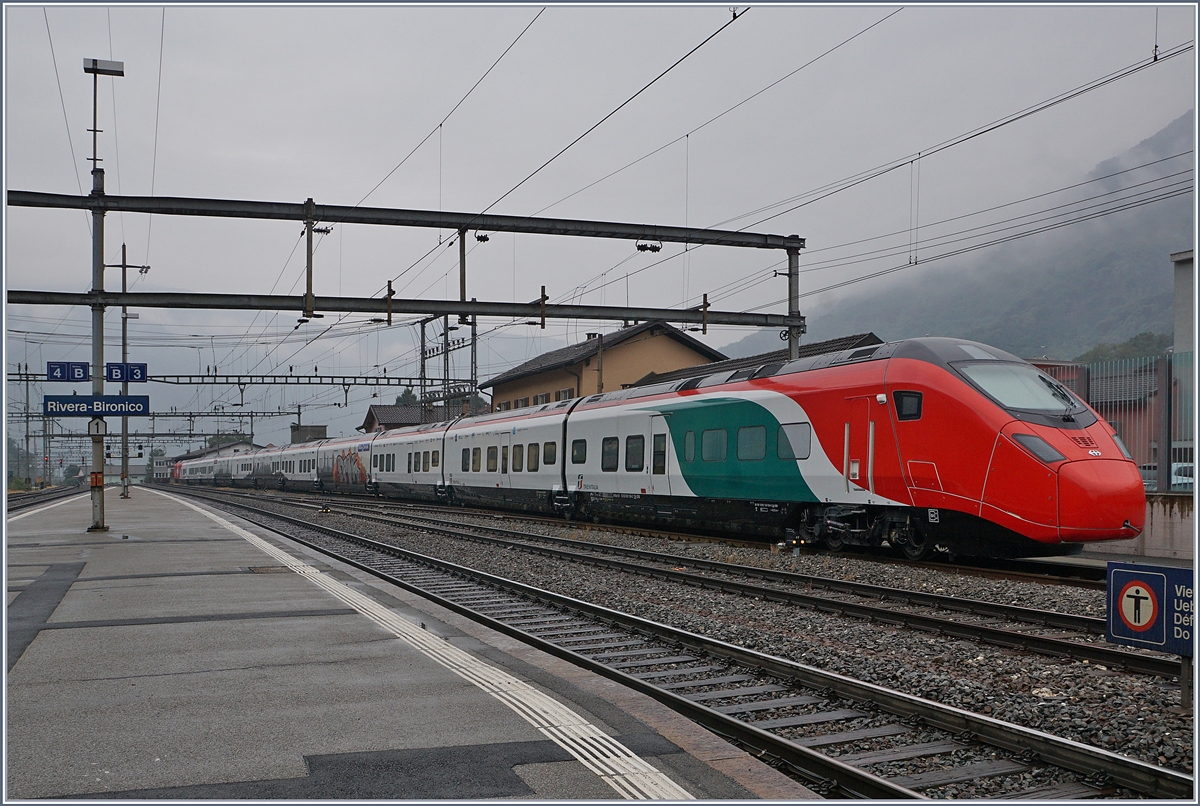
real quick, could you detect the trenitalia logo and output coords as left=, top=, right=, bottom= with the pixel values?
left=43, top=396, right=151, bottom=416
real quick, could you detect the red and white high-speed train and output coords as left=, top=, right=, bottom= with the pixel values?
left=177, top=338, right=1145, bottom=559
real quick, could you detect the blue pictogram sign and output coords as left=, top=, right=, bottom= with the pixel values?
left=1107, top=562, right=1194, bottom=657
left=46, top=362, right=90, bottom=381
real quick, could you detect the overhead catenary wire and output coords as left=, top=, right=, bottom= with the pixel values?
left=574, top=150, right=1195, bottom=310
left=41, top=9, right=87, bottom=234
left=743, top=184, right=1192, bottom=310
left=143, top=8, right=166, bottom=268
left=476, top=7, right=749, bottom=219
left=552, top=47, right=1194, bottom=315
left=725, top=41, right=1194, bottom=231
left=526, top=7, right=903, bottom=221
left=354, top=7, right=545, bottom=211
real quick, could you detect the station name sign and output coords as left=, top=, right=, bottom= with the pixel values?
left=43, top=396, right=151, bottom=416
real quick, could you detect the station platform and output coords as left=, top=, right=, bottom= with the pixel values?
left=6, top=488, right=816, bottom=800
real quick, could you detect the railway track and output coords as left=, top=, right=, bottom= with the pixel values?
left=5, top=485, right=87, bottom=513
left=175, top=487, right=1192, bottom=799
left=239, top=490, right=1177, bottom=678
left=214, top=484, right=1111, bottom=588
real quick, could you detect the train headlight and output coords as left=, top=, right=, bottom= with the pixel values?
left=1012, top=433, right=1066, bottom=464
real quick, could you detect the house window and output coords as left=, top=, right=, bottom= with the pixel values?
left=497, top=400, right=512, bottom=411
left=515, top=397, right=530, bottom=409
left=554, top=388, right=574, bottom=401
left=533, top=393, right=550, bottom=405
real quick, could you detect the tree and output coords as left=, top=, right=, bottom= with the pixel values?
left=207, top=432, right=248, bottom=449
left=395, top=387, right=417, bottom=406
left=1073, top=332, right=1173, bottom=363
left=64, top=464, right=81, bottom=480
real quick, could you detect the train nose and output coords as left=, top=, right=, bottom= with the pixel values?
left=1058, top=459, right=1146, bottom=541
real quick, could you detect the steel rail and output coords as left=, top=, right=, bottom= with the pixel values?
left=215, top=488, right=1109, bottom=588
left=181, top=491, right=917, bottom=799
left=181, top=488, right=1192, bottom=799
left=361, top=509, right=1176, bottom=678
left=5, top=487, right=88, bottom=513
left=331, top=499, right=1106, bottom=634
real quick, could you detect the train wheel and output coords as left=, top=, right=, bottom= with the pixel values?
left=900, top=529, right=930, bottom=561
left=822, top=534, right=845, bottom=552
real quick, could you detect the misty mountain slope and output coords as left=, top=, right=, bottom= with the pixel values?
left=723, top=110, right=1193, bottom=361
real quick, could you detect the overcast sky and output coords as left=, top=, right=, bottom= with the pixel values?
left=4, top=3, right=1196, bottom=449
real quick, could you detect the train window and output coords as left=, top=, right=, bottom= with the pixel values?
left=422, top=451, right=430, bottom=472
left=462, top=448, right=470, bottom=472
left=893, top=391, right=923, bottom=421
left=571, top=439, right=587, bottom=464
left=472, top=447, right=482, bottom=472
left=684, top=431, right=695, bottom=462
left=527, top=443, right=539, bottom=472
left=544, top=442, right=557, bottom=466
left=777, top=423, right=812, bottom=460
left=432, top=451, right=439, bottom=468
left=652, top=434, right=667, bottom=474
left=501, top=446, right=508, bottom=474
left=487, top=446, right=498, bottom=472
left=737, top=426, right=766, bottom=461
left=625, top=435, right=645, bottom=472
left=601, top=437, right=619, bottom=472
left=512, top=444, right=523, bottom=472
left=701, top=429, right=727, bottom=462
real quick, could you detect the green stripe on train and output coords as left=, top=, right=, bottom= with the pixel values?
left=641, top=397, right=817, bottom=502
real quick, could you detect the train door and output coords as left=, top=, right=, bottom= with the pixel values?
left=842, top=397, right=876, bottom=498
left=498, top=432, right=511, bottom=491
left=649, top=415, right=671, bottom=496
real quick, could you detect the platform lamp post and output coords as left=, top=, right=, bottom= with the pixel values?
left=84, top=57, right=123, bottom=531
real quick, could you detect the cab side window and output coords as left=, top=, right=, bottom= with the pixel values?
left=893, top=391, right=923, bottom=421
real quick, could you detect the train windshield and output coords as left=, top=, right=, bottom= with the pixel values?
left=957, top=362, right=1085, bottom=415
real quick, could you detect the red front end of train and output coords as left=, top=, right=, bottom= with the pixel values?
left=789, top=338, right=1144, bottom=557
